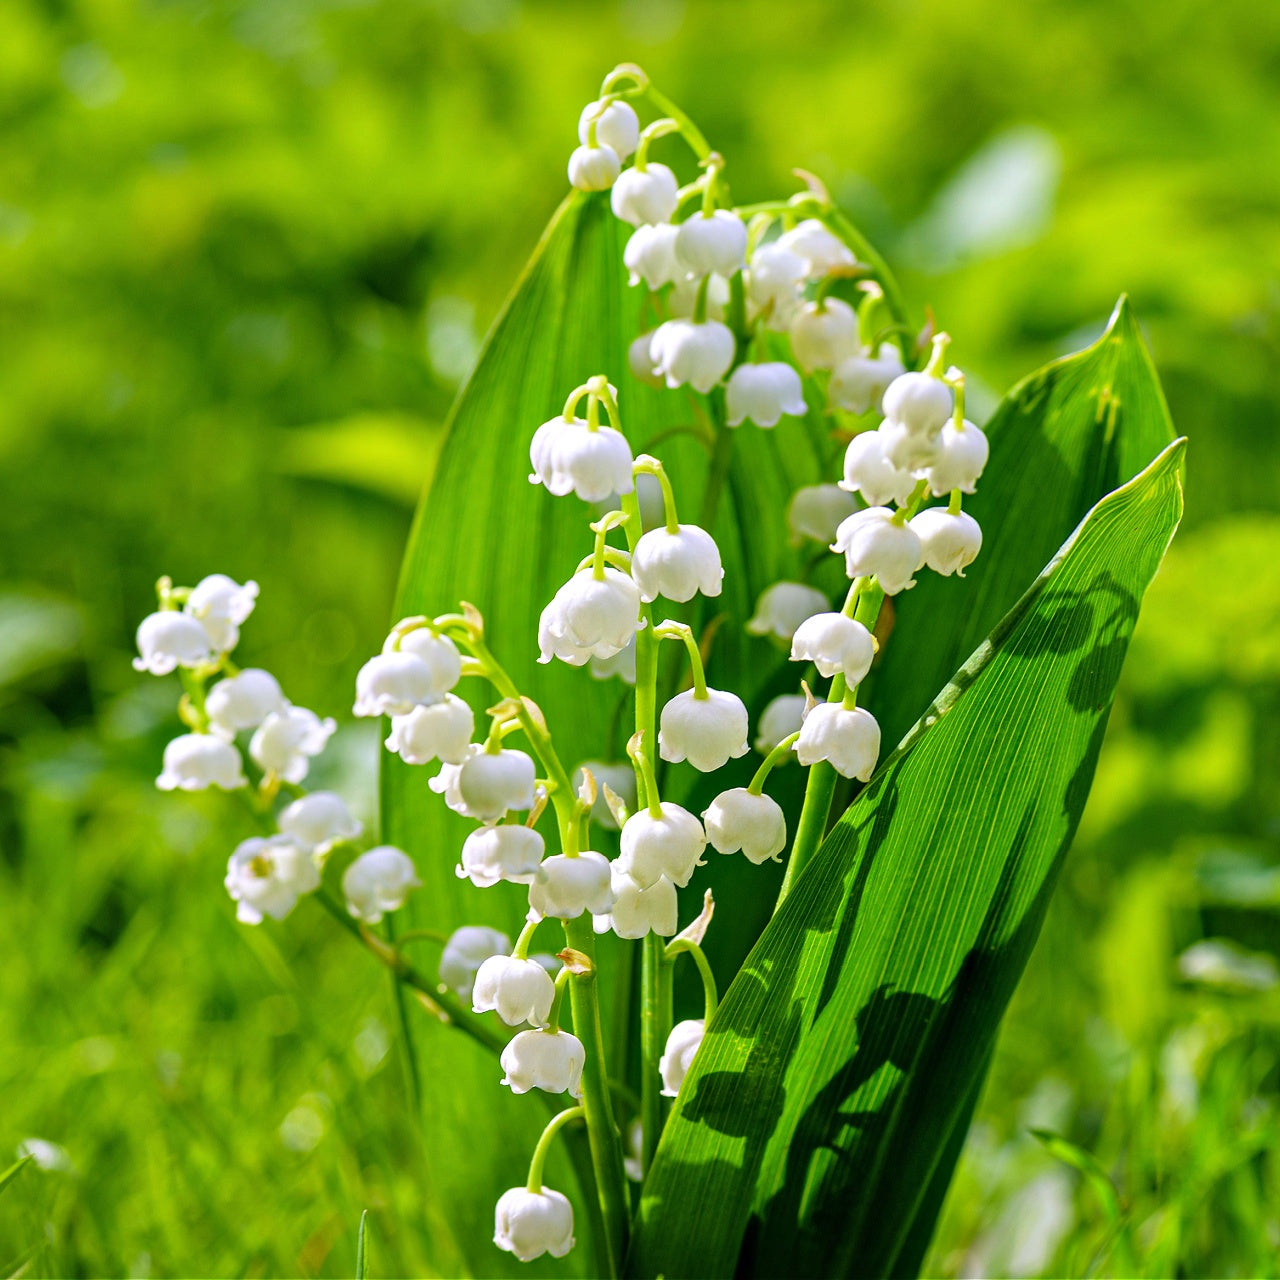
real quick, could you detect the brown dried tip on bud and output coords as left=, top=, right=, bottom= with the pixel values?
left=525, top=789, right=549, bottom=828
left=460, top=600, right=485, bottom=634
left=577, top=767, right=598, bottom=808
left=626, top=729, right=647, bottom=759
left=556, top=947, right=594, bottom=975
left=485, top=696, right=524, bottom=724
left=602, top=783, right=630, bottom=828
left=520, top=696, right=549, bottom=735
left=791, top=167, right=832, bottom=207
left=801, top=680, right=819, bottom=715
left=915, top=309, right=937, bottom=361
left=673, top=890, right=715, bottom=948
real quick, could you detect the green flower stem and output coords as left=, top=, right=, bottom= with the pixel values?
left=816, top=206, right=911, bottom=353
left=635, top=118, right=680, bottom=170
left=633, top=458, right=681, bottom=534
left=923, top=331, right=952, bottom=378
left=639, top=83, right=711, bottom=161
left=640, top=932, right=673, bottom=1173
left=697, top=392, right=733, bottom=530
left=748, top=731, right=801, bottom=795
left=526, top=1107, right=585, bottom=1193
left=653, top=621, right=708, bottom=698
left=665, top=938, right=719, bottom=1021
left=547, top=963, right=574, bottom=1032
left=512, top=916, right=542, bottom=959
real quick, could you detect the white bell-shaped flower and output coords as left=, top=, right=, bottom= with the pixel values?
left=628, top=331, right=665, bottom=387
left=428, top=747, right=476, bottom=815
left=754, top=693, right=806, bottom=754
left=472, top=953, right=556, bottom=1026
left=878, top=417, right=941, bottom=471
left=631, top=525, right=723, bottom=603
left=501, top=1028, right=586, bottom=1098
left=660, top=1018, right=706, bottom=1096
left=353, top=652, right=438, bottom=718
left=494, top=1186, right=575, bottom=1263
left=882, top=371, right=952, bottom=434
left=385, top=695, right=475, bottom=766
left=458, top=824, right=545, bottom=887
left=791, top=612, right=876, bottom=682
left=746, top=243, right=806, bottom=326
left=674, top=210, right=748, bottom=277
left=538, top=567, right=640, bottom=667
left=438, top=925, right=511, bottom=1000
left=133, top=611, right=213, bottom=675
left=658, top=688, right=750, bottom=772
left=829, top=344, right=907, bottom=415
left=610, top=163, right=678, bottom=226
left=573, top=761, right=637, bottom=830
left=910, top=508, right=983, bottom=576
left=342, top=845, right=420, bottom=924
left=184, top=574, right=258, bottom=652
left=224, top=834, right=319, bottom=924
left=589, top=636, right=637, bottom=684
left=618, top=802, right=706, bottom=889
left=567, top=144, right=620, bottom=191
left=278, top=790, right=362, bottom=852
left=604, top=865, right=678, bottom=939
left=529, top=417, right=634, bottom=504
left=831, top=508, right=924, bottom=594
left=787, top=484, right=859, bottom=546
left=578, top=98, right=639, bottom=159
left=839, top=432, right=916, bottom=508
left=703, top=789, right=788, bottom=864
left=206, top=668, right=286, bottom=737
left=667, top=272, right=730, bottom=322
left=393, top=629, right=462, bottom=694
left=157, top=733, right=246, bottom=792
left=789, top=298, right=859, bottom=372
left=796, top=702, right=881, bottom=780
left=456, top=748, right=537, bottom=823
left=624, top=223, right=682, bottom=289
left=776, top=218, right=856, bottom=278
left=924, top=419, right=989, bottom=495
left=746, top=581, right=830, bottom=644
left=649, top=319, right=736, bottom=393
left=726, top=362, right=807, bottom=428
left=249, top=706, right=335, bottom=784
left=529, top=851, right=614, bottom=919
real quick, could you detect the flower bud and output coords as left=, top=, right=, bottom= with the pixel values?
left=438, top=925, right=510, bottom=1000
left=603, top=864, right=678, bottom=939
left=746, top=243, right=806, bottom=326
left=618, top=802, right=706, bottom=888
left=909, top=508, right=983, bottom=576
left=157, top=733, right=246, bottom=791
left=353, top=652, right=439, bottom=718
left=472, top=954, right=556, bottom=1026
left=924, top=419, right=989, bottom=495
left=610, top=162, right=679, bottom=226
left=754, top=693, right=806, bottom=754
left=385, top=695, right=475, bottom=765
left=529, top=417, right=634, bottom=504
left=831, top=508, right=924, bottom=594
left=829, top=344, right=906, bottom=415
left=529, top=851, right=614, bottom=919
left=567, top=144, right=620, bottom=191
left=725, top=362, right=807, bottom=428
left=881, top=371, right=952, bottom=434
left=674, top=210, right=748, bottom=277
left=133, top=611, right=213, bottom=675
left=658, top=688, right=750, bottom=772
left=589, top=637, right=637, bottom=684
left=746, top=581, right=830, bottom=644
left=578, top=98, right=639, bottom=159
left=457, top=824, right=545, bottom=887
left=249, top=706, right=335, bottom=784
left=631, top=525, right=723, bottom=604
left=184, top=574, right=258, bottom=652
left=790, top=612, right=876, bottom=682
left=456, top=748, right=538, bottom=823
left=659, top=1018, right=706, bottom=1096
left=539, top=567, right=640, bottom=666
left=501, top=1029, right=586, bottom=1097
left=573, top=760, right=638, bottom=831
left=628, top=331, right=665, bottom=387
left=878, top=417, right=941, bottom=471
left=392, top=629, right=462, bottom=694
left=494, top=1186, right=575, bottom=1263
left=789, top=299, right=858, bottom=372
left=650, top=319, right=736, bottom=393
left=776, top=218, right=856, bottom=278
left=839, top=432, right=916, bottom=508
left=224, top=833, right=319, bottom=924
left=278, top=790, right=362, bottom=852
left=796, top=703, right=881, bottom=780
left=624, top=223, right=682, bottom=289
left=342, top=846, right=420, bottom=924
left=703, top=788, right=787, bottom=864
left=206, top=668, right=286, bottom=736
left=786, top=484, right=859, bottom=546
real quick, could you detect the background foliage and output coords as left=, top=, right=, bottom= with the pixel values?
left=0, top=0, right=1276, bottom=1276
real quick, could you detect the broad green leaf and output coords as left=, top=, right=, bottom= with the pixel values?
left=629, top=439, right=1186, bottom=1279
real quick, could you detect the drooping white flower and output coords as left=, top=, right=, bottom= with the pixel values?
left=624, top=223, right=682, bottom=289
left=438, top=925, right=511, bottom=1000
left=631, top=525, right=723, bottom=603
left=878, top=417, right=942, bottom=471
left=796, top=703, right=881, bottom=780
left=649, top=319, right=736, bottom=393
left=278, top=790, right=363, bottom=852
left=618, top=802, right=707, bottom=888
left=674, top=210, right=748, bottom=277
left=659, top=1018, right=706, bottom=1096
left=589, top=636, right=637, bottom=684
left=538, top=567, right=641, bottom=666
left=703, top=789, right=788, bottom=864
left=882, top=371, right=952, bottom=434
left=910, top=509, right=983, bottom=576
left=529, top=851, right=614, bottom=919
left=224, top=834, right=320, bottom=924
left=567, top=144, right=620, bottom=191
left=205, top=668, right=286, bottom=738
left=789, top=298, right=859, bottom=372
left=578, top=98, right=639, bottom=159
left=529, top=417, right=635, bottom=504
left=249, top=706, right=336, bottom=784
left=603, top=864, right=678, bottom=939
left=658, top=688, right=750, bottom=772
left=611, top=163, right=679, bottom=226
left=457, top=824, right=545, bottom=887
left=456, top=748, right=538, bottom=823
left=501, top=1028, right=586, bottom=1098
left=746, top=243, right=806, bottom=327
left=791, top=612, right=876, bottom=682
left=786, top=484, right=859, bottom=546
left=831, top=508, right=924, bottom=594
left=342, top=846, right=420, bottom=924
left=624, top=1118, right=644, bottom=1182
left=754, top=693, right=806, bottom=754
left=133, top=611, right=213, bottom=675
left=157, top=733, right=246, bottom=791
left=725, top=362, right=807, bottom=428
left=385, top=695, right=475, bottom=766
left=924, top=419, right=989, bottom=495
left=494, top=1186, right=575, bottom=1263
left=184, top=574, right=259, bottom=652
left=839, top=432, right=916, bottom=508
left=472, top=954, right=556, bottom=1026
left=573, top=761, right=637, bottom=830
left=428, top=747, right=477, bottom=816
left=392, top=629, right=462, bottom=695
left=746, top=581, right=830, bottom=644
left=667, top=272, right=730, bottom=322
left=628, top=331, right=665, bottom=387
left=353, top=652, right=439, bottom=718
left=776, top=218, right=857, bottom=278
left=829, top=344, right=907, bottom=415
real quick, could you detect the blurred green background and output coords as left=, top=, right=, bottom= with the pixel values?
left=1, top=0, right=1278, bottom=1275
